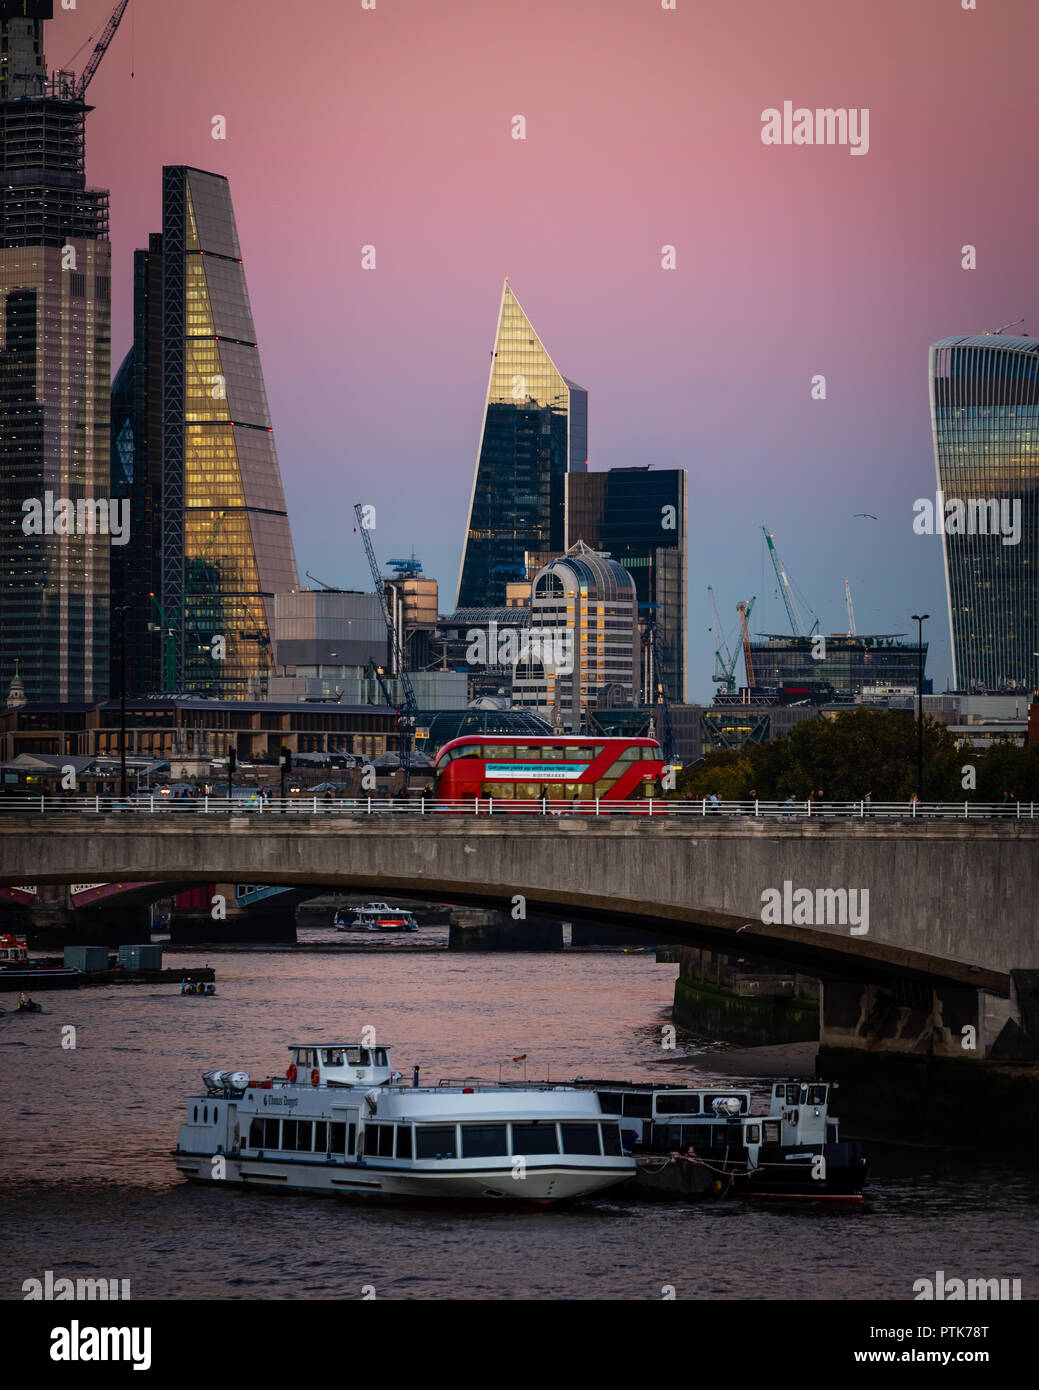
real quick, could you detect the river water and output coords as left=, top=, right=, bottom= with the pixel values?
left=2, top=947, right=1036, bottom=1301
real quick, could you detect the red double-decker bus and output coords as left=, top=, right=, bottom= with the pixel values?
left=432, top=736, right=665, bottom=808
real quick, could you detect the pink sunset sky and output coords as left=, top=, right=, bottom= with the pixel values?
left=55, top=0, right=1039, bottom=698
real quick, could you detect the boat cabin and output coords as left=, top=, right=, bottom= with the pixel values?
left=287, top=1043, right=397, bottom=1088
left=0, top=934, right=28, bottom=964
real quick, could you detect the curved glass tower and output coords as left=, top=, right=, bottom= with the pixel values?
left=930, top=335, right=1039, bottom=692
left=457, top=280, right=587, bottom=609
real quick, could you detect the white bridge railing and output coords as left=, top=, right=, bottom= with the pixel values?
left=0, top=795, right=1033, bottom=821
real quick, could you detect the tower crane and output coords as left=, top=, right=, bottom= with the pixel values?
left=354, top=504, right=418, bottom=784
left=762, top=526, right=818, bottom=638
left=708, top=586, right=737, bottom=694
left=75, top=0, right=131, bottom=99
left=645, top=622, right=676, bottom=768
left=737, top=597, right=756, bottom=689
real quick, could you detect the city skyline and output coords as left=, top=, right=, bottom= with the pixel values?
left=18, top=0, right=1039, bottom=702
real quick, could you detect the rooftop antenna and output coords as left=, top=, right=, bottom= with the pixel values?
left=987, top=318, right=1025, bottom=335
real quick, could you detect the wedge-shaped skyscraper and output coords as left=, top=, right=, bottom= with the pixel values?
left=112, top=166, right=298, bottom=698
left=457, top=281, right=587, bottom=608
left=929, top=334, right=1039, bottom=692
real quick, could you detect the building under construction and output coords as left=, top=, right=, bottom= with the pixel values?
left=748, top=631, right=927, bottom=701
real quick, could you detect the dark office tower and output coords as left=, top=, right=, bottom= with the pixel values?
left=930, top=335, right=1039, bottom=692
left=457, top=280, right=587, bottom=609
left=113, top=168, right=298, bottom=698
left=0, top=1, right=111, bottom=703
left=567, top=467, right=687, bottom=702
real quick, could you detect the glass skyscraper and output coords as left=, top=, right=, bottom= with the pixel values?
left=112, top=166, right=298, bottom=698
left=0, top=0, right=111, bottom=703
left=566, top=467, right=687, bottom=702
left=457, top=280, right=587, bottom=609
left=930, top=334, right=1039, bottom=692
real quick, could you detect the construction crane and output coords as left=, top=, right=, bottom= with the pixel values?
left=645, top=622, right=676, bottom=767
left=75, top=0, right=131, bottom=99
left=737, top=597, right=756, bottom=689
left=708, top=586, right=737, bottom=694
left=762, top=526, right=818, bottom=638
left=354, top=503, right=418, bottom=784
left=844, top=579, right=857, bottom=637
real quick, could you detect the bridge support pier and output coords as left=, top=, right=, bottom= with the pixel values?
left=818, top=971, right=1039, bottom=1151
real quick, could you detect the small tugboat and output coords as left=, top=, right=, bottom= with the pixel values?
left=333, top=902, right=419, bottom=932
left=0, top=934, right=78, bottom=991
left=180, top=979, right=216, bottom=996
left=173, top=1039, right=633, bottom=1204
left=572, top=1078, right=867, bottom=1204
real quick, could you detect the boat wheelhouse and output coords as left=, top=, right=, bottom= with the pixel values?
left=572, top=1079, right=867, bottom=1202
left=174, top=1041, right=634, bottom=1204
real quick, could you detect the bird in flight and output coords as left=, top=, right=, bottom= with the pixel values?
left=854, top=513, right=878, bottom=520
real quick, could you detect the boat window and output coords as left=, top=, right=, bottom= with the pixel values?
left=621, top=1093, right=652, bottom=1119
left=330, top=1121, right=346, bottom=1154
left=203, top=1106, right=208, bottom=1123
left=263, top=1119, right=280, bottom=1148
left=601, top=1123, right=622, bottom=1156
left=282, top=1120, right=299, bottom=1150
left=374, top=1050, right=387, bottom=1067
left=365, top=1123, right=394, bottom=1157
left=807, top=1085, right=827, bottom=1105
left=314, top=1121, right=328, bottom=1152
left=344, top=1048, right=365, bottom=1065
left=297, top=1121, right=314, bottom=1152
left=561, top=1124, right=601, bottom=1156
left=763, top=1120, right=781, bottom=1145
left=827, top=1124, right=838, bottom=1143
left=348, top=1123, right=356, bottom=1155
left=249, top=1118, right=263, bottom=1147
left=745, top=1124, right=761, bottom=1144
left=193, top=1106, right=198, bottom=1123
left=460, top=1124, right=508, bottom=1158
left=415, top=1125, right=457, bottom=1159
left=780, top=1084, right=802, bottom=1105
left=598, top=1092, right=623, bottom=1115
left=654, top=1093, right=700, bottom=1115
left=322, top=1049, right=344, bottom=1067
left=511, top=1122, right=558, bottom=1156
left=396, top=1126, right=412, bottom=1159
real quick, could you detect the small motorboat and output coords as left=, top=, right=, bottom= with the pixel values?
left=14, top=996, right=42, bottom=1013
left=334, top=901, right=419, bottom=932
left=180, top=980, right=216, bottom=996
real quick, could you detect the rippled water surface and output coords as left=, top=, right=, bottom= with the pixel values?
left=3, top=949, right=1037, bottom=1300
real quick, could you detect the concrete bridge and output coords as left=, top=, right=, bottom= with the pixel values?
left=7, top=811, right=1036, bottom=1144
left=2, top=812, right=1034, bottom=984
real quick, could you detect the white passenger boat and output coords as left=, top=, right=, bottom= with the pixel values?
left=333, top=902, right=418, bottom=932
left=173, top=1040, right=634, bottom=1204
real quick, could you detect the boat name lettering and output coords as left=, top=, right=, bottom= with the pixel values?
left=263, top=1095, right=299, bottom=1108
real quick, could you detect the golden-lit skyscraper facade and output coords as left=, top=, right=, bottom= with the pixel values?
left=113, top=166, right=298, bottom=698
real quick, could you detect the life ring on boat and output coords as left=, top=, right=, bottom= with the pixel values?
left=311, top=1068, right=320, bottom=1086
left=286, top=1064, right=297, bottom=1082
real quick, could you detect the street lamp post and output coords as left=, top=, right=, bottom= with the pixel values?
left=116, top=604, right=130, bottom=800
left=911, top=613, right=930, bottom=799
